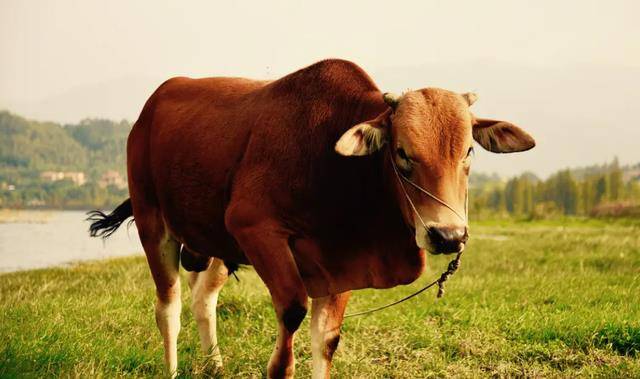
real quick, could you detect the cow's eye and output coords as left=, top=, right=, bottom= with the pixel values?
left=397, top=147, right=410, bottom=162
left=396, top=147, right=412, bottom=174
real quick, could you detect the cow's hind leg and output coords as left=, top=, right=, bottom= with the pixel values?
left=188, top=257, right=229, bottom=368
left=311, top=292, right=351, bottom=379
left=136, top=211, right=182, bottom=377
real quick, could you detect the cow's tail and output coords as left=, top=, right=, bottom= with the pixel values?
left=87, top=198, right=133, bottom=239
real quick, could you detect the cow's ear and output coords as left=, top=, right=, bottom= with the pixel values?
left=335, top=109, right=390, bottom=156
left=472, top=118, right=535, bottom=153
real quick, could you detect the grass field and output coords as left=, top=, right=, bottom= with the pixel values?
left=1, top=218, right=639, bottom=378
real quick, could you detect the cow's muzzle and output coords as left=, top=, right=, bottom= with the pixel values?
left=427, top=225, right=469, bottom=255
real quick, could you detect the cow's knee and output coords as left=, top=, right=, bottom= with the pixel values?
left=190, top=296, right=211, bottom=323
left=155, top=284, right=181, bottom=327
left=156, top=281, right=180, bottom=303
left=155, top=296, right=181, bottom=325
left=281, top=301, right=307, bottom=333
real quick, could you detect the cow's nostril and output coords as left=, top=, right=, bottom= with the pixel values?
left=427, top=226, right=468, bottom=254
left=427, top=227, right=447, bottom=246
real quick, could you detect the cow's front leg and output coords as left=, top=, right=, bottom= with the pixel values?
left=310, top=292, right=351, bottom=379
left=226, top=212, right=308, bottom=379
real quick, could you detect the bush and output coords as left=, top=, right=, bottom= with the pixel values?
left=590, top=201, right=640, bottom=218
left=530, top=201, right=562, bottom=220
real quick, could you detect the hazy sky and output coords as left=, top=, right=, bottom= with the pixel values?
left=1, top=0, right=639, bottom=177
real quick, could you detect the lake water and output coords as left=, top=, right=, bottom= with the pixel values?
left=0, top=211, right=143, bottom=273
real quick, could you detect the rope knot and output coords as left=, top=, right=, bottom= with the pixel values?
left=447, top=257, right=460, bottom=272
left=436, top=252, right=463, bottom=299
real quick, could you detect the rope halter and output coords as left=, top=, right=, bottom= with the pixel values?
left=388, top=152, right=468, bottom=226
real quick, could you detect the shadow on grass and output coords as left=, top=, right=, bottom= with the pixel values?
left=516, top=323, right=640, bottom=358
left=594, top=324, right=640, bottom=357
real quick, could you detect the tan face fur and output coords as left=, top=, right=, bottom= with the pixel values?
left=390, top=89, right=473, bottom=252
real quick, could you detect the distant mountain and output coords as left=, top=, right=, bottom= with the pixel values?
left=2, top=75, right=162, bottom=125
left=0, top=111, right=87, bottom=171
left=0, top=110, right=130, bottom=181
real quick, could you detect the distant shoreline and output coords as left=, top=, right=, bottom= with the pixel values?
left=0, top=254, right=142, bottom=275
left=0, top=208, right=98, bottom=223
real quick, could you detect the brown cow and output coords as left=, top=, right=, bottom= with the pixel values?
left=88, top=59, right=534, bottom=378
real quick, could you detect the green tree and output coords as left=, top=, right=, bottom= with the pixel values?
left=608, top=158, right=623, bottom=201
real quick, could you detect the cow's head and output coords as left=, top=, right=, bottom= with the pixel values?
left=335, top=88, right=535, bottom=254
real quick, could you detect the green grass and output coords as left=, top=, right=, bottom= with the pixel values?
left=1, top=218, right=639, bottom=378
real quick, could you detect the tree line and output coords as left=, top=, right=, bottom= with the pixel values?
left=470, top=158, right=640, bottom=218
left=0, top=111, right=129, bottom=209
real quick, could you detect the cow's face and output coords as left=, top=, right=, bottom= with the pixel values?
left=335, top=88, right=535, bottom=254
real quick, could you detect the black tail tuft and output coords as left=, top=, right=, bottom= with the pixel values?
left=87, top=198, right=133, bottom=239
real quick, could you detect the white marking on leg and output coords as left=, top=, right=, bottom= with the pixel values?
left=190, top=258, right=228, bottom=367
left=311, top=297, right=333, bottom=379
left=154, top=236, right=181, bottom=378
left=156, top=296, right=181, bottom=377
left=311, top=293, right=349, bottom=379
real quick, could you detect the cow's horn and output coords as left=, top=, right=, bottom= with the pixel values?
left=383, top=92, right=400, bottom=109
left=462, top=92, right=478, bottom=106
